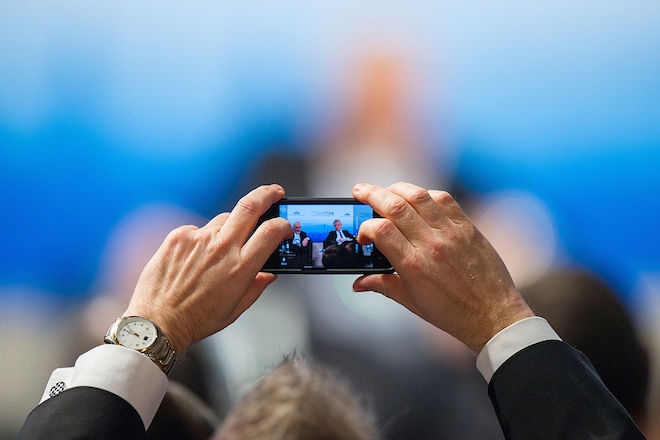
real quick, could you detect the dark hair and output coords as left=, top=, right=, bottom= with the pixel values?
left=322, top=242, right=359, bottom=269
left=147, top=381, right=220, bottom=440
left=522, top=269, right=650, bottom=424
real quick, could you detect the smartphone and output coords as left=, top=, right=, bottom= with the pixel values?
left=259, top=198, right=394, bottom=274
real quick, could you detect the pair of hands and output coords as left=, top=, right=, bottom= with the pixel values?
left=124, top=182, right=533, bottom=355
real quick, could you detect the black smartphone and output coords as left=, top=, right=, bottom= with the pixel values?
left=259, top=198, right=394, bottom=274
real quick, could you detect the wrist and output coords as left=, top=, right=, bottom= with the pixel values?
left=468, top=298, right=535, bottom=353
left=106, top=314, right=178, bottom=374
left=476, top=316, right=561, bottom=382
left=123, top=305, right=190, bottom=354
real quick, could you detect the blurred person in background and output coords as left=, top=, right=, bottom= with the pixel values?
left=301, top=46, right=500, bottom=439
left=214, top=355, right=379, bottom=440
left=0, top=291, right=72, bottom=440
left=521, top=269, right=651, bottom=436
left=147, top=381, right=220, bottom=440
left=234, top=44, right=501, bottom=438
left=308, top=48, right=445, bottom=195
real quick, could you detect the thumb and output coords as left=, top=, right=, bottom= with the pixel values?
left=353, top=273, right=406, bottom=300
left=353, top=274, right=423, bottom=322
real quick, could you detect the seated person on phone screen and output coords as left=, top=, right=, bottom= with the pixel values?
left=323, top=219, right=354, bottom=249
left=285, top=222, right=312, bottom=267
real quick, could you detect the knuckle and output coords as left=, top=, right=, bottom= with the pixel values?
left=434, top=190, right=455, bottom=206
left=208, top=234, right=230, bottom=254
left=165, top=225, right=197, bottom=245
left=375, top=219, right=398, bottom=238
left=383, top=196, right=409, bottom=217
left=258, top=220, right=282, bottom=240
left=464, top=223, right=483, bottom=244
left=408, top=187, right=431, bottom=204
left=235, top=197, right=261, bottom=217
left=427, top=237, right=448, bottom=260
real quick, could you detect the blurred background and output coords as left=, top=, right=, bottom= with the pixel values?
left=1, top=1, right=659, bottom=438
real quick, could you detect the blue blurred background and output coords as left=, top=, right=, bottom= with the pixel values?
left=1, top=0, right=659, bottom=437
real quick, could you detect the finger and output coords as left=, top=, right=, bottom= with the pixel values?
left=357, top=218, right=413, bottom=270
left=353, top=273, right=397, bottom=293
left=428, top=190, right=469, bottom=224
left=387, top=182, right=451, bottom=228
left=220, top=184, right=285, bottom=246
left=352, top=274, right=419, bottom=314
left=225, top=273, right=277, bottom=326
left=202, top=212, right=230, bottom=232
left=241, top=217, right=293, bottom=272
left=353, top=183, right=430, bottom=242
left=354, top=274, right=425, bottom=318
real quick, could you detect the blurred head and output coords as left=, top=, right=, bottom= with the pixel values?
left=322, top=243, right=359, bottom=269
left=214, top=356, right=379, bottom=440
left=293, top=222, right=302, bottom=233
left=333, top=220, right=342, bottom=231
left=147, top=381, right=220, bottom=440
left=521, top=269, right=650, bottom=425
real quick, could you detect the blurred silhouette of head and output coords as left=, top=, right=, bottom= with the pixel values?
left=521, top=269, right=650, bottom=425
left=322, top=242, right=359, bottom=269
left=214, top=356, right=379, bottom=440
left=147, top=381, right=220, bottom=440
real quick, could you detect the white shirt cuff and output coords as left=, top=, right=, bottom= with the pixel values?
left=40, top=345, right=169, bottom=429
left=476, top=316, right=561, bottom=383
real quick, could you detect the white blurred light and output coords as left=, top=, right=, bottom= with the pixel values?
left=470, top=191, right=558, bottom=287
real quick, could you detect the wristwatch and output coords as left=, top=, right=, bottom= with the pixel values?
left=104, top=316, right=176, bottom=375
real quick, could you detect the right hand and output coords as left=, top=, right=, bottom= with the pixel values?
left=123, top=184, right=293, bottom=354
left=352, top=182, right=534, bottom=353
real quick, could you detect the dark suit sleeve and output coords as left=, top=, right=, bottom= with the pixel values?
left=488, top=340, right=645, bottom=440
left=18, top=386, right=147, bottom=440
left=323, top=232, right=335, bottom=249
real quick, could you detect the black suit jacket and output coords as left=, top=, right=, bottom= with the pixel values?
left=488, top=340, right=645, bottom=439
left=19, top=341, right=645, bottom=439
left=18, top=386, right=146, bottom=440
left=323, top=230, right=354, bottom=249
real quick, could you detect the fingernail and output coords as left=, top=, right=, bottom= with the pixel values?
left=354, top=183, right=369, bottom=192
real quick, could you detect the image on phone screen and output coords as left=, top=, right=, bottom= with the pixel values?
left=260, top=199, right=393, bottom=274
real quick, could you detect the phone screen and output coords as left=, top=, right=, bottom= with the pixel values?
left=260, top=198, right=393, bottom=274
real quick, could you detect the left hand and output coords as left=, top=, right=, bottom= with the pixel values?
left=123, top=184, right=292, bottom=353
left=352, top=182, right=533, bottom=353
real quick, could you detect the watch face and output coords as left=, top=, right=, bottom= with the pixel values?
left=116, top=317, right=158, bottom=351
